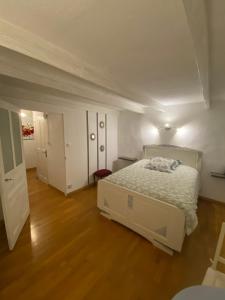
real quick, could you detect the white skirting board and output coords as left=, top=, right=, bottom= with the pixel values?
left=97, top=180, right=186, bottom=254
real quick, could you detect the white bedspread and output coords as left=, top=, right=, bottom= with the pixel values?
left=104, top=159, right=200, bottom=235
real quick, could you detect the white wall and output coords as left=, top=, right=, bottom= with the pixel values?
left=107, top=112, right=118, bottom=171
left=46, top=113, right=66, bottom=193
left=118, top=101, right=225, bottom=203
left=118, top=110, right=162, bottom=159
left=23, top=140, right=36, bottom=169
left=21, top=110, right=37, bottom=169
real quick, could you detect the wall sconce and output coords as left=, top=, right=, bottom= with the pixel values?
left=164, top=123, right=172, bottom=130
left=152, top=124, right=180, bottom=132
left=157, top=123, right=177, bottom=131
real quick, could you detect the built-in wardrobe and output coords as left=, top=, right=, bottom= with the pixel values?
left=86, top=111, right=107, bottom=184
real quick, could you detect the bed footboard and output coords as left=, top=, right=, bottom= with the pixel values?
left=97, top=180, right=185, bottom=253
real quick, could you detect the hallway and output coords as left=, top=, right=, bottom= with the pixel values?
left=0, top=169, right=225, bottom=300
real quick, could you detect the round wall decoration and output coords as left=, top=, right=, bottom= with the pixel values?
left=100, top=145, right=105, bottom=152
left=90, top=133, right=96, bottom=141
left=99, top=121, right=105, bottom=128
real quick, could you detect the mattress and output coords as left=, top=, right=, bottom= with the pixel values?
left=104, top=159, right=200, bottom=235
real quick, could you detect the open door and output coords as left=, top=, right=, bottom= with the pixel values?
left=0, top=100, right=30, bottom=250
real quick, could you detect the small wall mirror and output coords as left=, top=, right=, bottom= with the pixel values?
left=100, top=145, right=105, bottom=152
left=90, top=133, right=96, bottom=141
left=99, top=121, right=104, bottom=128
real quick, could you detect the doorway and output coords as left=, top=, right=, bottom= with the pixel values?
left=21, top=109, right=66, bottom=193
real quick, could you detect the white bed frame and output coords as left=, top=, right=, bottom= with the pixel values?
left=97, top=145, right=202, bottom=255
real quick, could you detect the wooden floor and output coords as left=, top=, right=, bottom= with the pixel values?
left=0, top=169, right=225, bottom=300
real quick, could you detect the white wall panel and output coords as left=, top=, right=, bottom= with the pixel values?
left=107, top=112, right=119, bottom=171
left=97, top=113, right=106, bottom=170
left=63, top=109, right=88, bottom=193
left=23, top=140, right=36, bottom=169
left=87, top=111, right=97, bottom=184
left=47, top=113, right=66, bottom=193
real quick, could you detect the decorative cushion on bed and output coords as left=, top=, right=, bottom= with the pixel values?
left=171, top=159, right=182, bottom=170
left=145, top=157, right=181, bottom=173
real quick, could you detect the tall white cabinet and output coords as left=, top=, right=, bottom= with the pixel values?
left=97, top=113, right=107, bottom=170
left=87, top=111, right=107, bottom=184
left=47, top=107, right=118, bottom=195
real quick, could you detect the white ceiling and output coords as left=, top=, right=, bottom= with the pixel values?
left=0, top=0, right=210, bottom=109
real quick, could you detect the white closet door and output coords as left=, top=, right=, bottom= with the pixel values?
left=47, top=113, right=66, bottom=193
left=97, top=113, right=106, bottom=170
left=87, top=111, right=97, bottom=184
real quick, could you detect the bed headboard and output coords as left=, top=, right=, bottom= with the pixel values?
left=143, top=145, right=202, bottom=171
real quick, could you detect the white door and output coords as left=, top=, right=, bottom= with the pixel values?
left=47, top=113, right=66, bottom=193
left=34, top=113, right=48, bottom=183
left=0, top=101, right=30, bottom=250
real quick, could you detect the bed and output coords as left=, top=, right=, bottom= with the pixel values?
left=97, top=145, right=202, bottom=254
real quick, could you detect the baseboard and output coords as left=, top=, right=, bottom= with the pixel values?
left=46, top=183, right=68, bottom=196
left=67, top=183, right=95, bottom=197
left=199, top=195, right=225, bottom=206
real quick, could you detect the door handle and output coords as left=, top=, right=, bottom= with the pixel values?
left=5, top=178, right=15, bottom=182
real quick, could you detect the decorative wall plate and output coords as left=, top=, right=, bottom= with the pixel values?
left=99, top=121, right=105, bottom=128
left=90, top=133, right=96, bottom=141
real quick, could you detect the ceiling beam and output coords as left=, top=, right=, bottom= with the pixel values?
left=183, top=0, right=210, bottom=108
left=0, top=85, right=120, bottom=113
left=0, top=18, right=117, bottom=92
left=0, top=46, right=145, bottom=113
left=0, top=18, right=160, bottom=109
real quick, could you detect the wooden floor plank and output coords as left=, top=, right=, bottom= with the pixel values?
left=0, top=169, right=225, bottom=300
